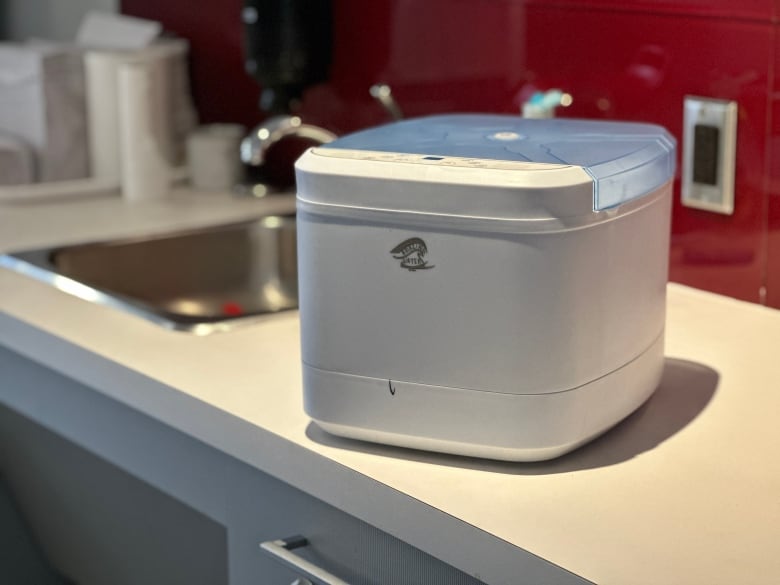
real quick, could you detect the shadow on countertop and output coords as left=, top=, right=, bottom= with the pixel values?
left=304, top=358, right=719, bottom=475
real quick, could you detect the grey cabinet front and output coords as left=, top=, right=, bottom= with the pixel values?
left=226, top=458, right=486, bottom=585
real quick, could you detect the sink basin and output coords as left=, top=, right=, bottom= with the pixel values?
left=0, top=215, right=297, bottom=334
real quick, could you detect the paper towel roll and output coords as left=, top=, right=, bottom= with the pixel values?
left=118, top=60, right=170, bottom=202
left=85, top=39, right=197, bottom=183
left=84, top=50, right=123, bottom=181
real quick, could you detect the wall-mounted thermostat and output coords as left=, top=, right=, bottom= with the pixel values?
left=681, top=96, right=738, bottom=215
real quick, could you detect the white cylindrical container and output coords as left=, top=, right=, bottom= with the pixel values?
left=295, top=115, right=676, bottom=462
left=186, top=124, right=245, bottom=192
left=117, top=60, right=170, bottom=202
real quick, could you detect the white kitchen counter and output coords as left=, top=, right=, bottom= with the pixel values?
left=1, top=190, right=779, bottom=584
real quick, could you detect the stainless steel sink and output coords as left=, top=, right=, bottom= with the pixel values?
left=0, top=215, right=297, bottom=334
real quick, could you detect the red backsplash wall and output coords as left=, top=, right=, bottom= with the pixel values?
left=123, top=0, right=780, bottom=306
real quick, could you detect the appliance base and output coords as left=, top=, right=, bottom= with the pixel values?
left=304, top=334, right=664, bottom=462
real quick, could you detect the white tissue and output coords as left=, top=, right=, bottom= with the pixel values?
left=76, top=11, right=161, bottom=51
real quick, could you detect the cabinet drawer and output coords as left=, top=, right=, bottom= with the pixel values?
left=226, top=458, right=485, bottom=585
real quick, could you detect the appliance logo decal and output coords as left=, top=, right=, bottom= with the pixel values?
left=390, top=237, right=435, bottom=271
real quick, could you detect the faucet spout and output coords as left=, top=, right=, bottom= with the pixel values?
left=240, top=115, right=337, bottom=166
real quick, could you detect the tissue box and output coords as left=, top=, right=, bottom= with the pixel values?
left=0, top=43, right=89, bottom=182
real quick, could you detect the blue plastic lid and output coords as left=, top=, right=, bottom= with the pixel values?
left=322, top=114, right=676, bottom=211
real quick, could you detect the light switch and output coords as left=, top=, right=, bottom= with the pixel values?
left=681, top=96, right=737, bottom=215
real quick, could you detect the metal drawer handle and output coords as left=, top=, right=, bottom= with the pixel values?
left=260, top=535, right=351, bottom=585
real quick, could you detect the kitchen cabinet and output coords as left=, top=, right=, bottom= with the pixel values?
left=0, top=403, right=228, bottom=585
left=226, top=455, right=486, bottom=585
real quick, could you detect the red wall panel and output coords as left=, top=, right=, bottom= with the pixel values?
left=765, top=30, right=780, bottom=307
left=122, top=0, right=780, bottom=305
left=522, top=3, right=772, bottom=303
left=121, top=0, right=259, bottom=127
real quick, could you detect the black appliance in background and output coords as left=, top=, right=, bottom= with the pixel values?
left=241, top=0, right=333, bottom=115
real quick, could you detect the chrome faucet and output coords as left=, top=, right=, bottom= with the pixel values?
left=240, top=115, right=337, bottom=167
left=240, top=83, right=403, bottom=169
